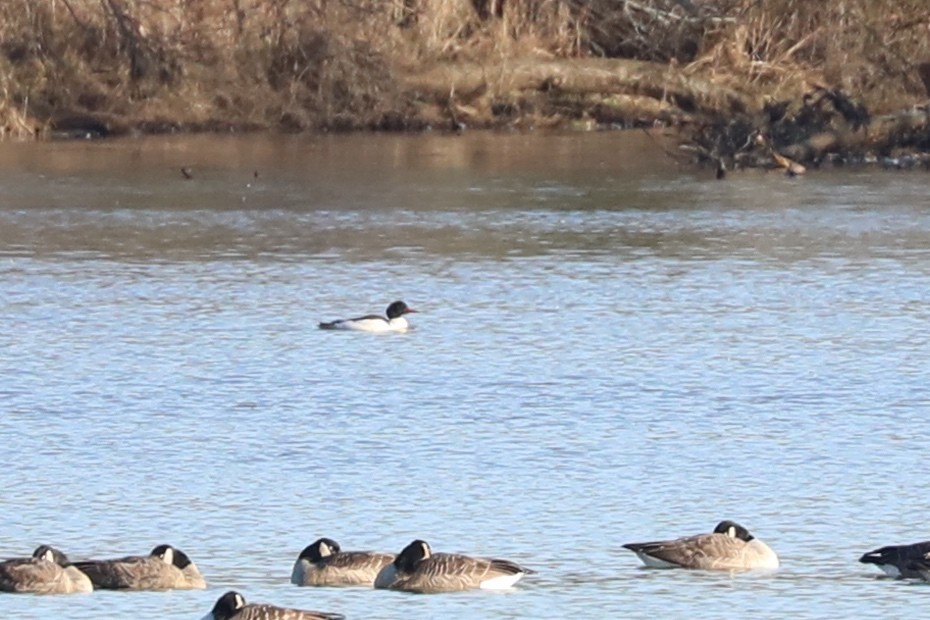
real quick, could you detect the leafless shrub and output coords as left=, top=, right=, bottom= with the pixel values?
left=563, top=0, right=734, bottom=62
left=0, top=0, right=927, bottom=132
left=693, top=0, right=930, bottom=111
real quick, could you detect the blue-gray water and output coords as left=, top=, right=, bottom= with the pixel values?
left=1, top=133, right=929, bottom=618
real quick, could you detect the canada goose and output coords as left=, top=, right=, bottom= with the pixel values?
left=318, top=301, right=418, bottom=332
left=0, top=545, right=92, bottom=594
left=859, top=540, right=930, bottom=578
left=201, top=590, right=345, bottom=620
left=373, top=539, right=533, bottom=593
left=72, top=544, right=206, bottom=590
left=622, top=520, right=780, bottom=570
left=907, top=552, right=930, bottom=581
left=291, top=537, right=394, bottom=586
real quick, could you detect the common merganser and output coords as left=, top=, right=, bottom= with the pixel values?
left=318, top=301, right=417, bottom=333
left=373, top=539, right=534, bottom=593
left=622, top=520, right=780, bottom=570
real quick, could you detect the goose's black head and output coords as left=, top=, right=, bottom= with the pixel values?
left=300, top=538, right=341, bottom=562
left=151, top=544, right=193, bottom=569
left=713, top=520, right=754, bottom=542
left=395, top=539, right=431, bottom=572
left=33, top=545, right=70, bottom=566
left=209, top=591, right=246, bottom=620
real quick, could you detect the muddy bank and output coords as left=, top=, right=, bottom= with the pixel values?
left=1, top=0, right=929, bottom=171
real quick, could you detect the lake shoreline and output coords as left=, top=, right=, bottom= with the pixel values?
left=2, top=1, right=929, bottom=173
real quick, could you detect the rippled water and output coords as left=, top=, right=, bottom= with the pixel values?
left=1, top=133, right=929, bottom=619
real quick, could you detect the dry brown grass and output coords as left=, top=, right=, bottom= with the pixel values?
left=0, top=0, right=927, bottom=135
left=693, top=0, right=930, bottom=111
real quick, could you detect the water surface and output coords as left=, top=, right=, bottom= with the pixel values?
left=1, top=132, right=929, bottom=618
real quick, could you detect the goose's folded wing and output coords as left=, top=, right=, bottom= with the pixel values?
left=0, top=559, right=61, bottom=592
left=624, top=533, right=744, bottom=569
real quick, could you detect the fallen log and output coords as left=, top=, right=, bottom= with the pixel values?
left=399, top=57, right=755, bottom=119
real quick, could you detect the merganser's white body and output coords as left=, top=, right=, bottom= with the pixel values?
left=319, top=301, right=417, bottom=333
